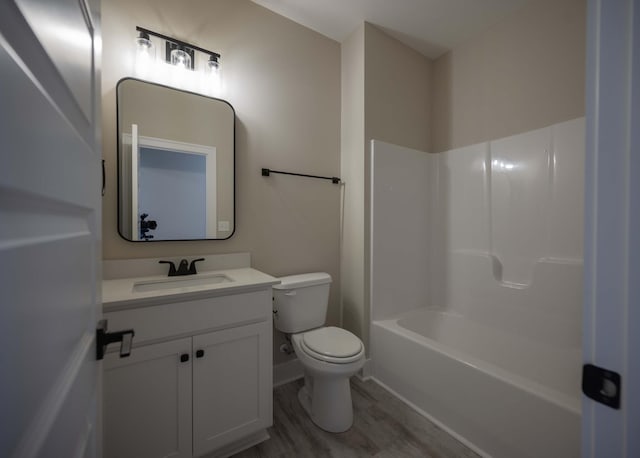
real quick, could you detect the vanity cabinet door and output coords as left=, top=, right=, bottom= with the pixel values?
left=103, top=338, right=193, bottom=458
left=192, top=321, right=272, bottom=457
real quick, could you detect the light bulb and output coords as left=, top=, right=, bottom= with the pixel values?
left=171, top=48, right=191, bottom=69
left=135, top=31, right=155, bottom=76
left=135, top=31, right=153, bottom=52
left=207, top=55, right=221, bottom=95
left=207, top=55, right=220, bottom=76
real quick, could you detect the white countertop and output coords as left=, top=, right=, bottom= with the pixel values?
left=103, top=267, right=280, bottom=311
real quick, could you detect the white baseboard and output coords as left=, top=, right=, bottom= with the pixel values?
left=273, top=358, right=304, bottom=387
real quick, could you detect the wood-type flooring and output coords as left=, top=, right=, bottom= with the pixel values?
left=232, top=377, right=480, bottom=458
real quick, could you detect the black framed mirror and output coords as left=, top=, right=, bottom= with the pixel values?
left=117, top=78, right=235, bottom=241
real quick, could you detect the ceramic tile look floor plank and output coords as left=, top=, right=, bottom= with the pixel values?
left=232, top=378, right=480, bottom=458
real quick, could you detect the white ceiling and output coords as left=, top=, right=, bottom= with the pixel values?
left=251, top=0, right=533, bottom=58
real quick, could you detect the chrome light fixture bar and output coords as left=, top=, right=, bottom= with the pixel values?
left=135, top=26, right=220, bottom=71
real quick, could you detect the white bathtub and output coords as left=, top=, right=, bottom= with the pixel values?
left=371, top=308, right=581, bottom=458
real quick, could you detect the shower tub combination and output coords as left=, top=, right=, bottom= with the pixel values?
left=369, top=119, right=584, bottom=457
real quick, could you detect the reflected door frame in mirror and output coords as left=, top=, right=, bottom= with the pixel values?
left=116, top=77, right=235, bottom=241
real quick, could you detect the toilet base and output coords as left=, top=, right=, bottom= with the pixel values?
left=298, top=373, right=355, bottom=433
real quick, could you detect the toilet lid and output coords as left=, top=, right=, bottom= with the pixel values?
left=302, top=327, right=363, bottom=359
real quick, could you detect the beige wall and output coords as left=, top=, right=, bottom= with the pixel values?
left=102, top=0, right=341, bottom=365
left=364, top=23, right=432, bottom=153
left=432, top=0, right=586, bottom=152
left=340, top=23, right=432, bottom=351
left=340, top=25, right=366, bottom=347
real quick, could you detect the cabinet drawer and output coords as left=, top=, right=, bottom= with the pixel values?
left=104, top=289, right=272, bottom=347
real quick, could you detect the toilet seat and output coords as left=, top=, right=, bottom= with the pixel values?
left=298, top=327, right=363, bottom=364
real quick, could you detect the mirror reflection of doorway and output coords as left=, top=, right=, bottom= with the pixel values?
left=122, top=128, right=218, bottom=240
left=139, top=147, right=206, bottom=240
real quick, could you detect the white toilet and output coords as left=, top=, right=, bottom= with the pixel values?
left=272, top=272, right=365, bottom=433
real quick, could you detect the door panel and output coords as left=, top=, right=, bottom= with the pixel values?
left=38, top=341, right=98, bottom=457
left=15, top=0, right=94, bottom=122
left=0, top=0, right=101, bottom=456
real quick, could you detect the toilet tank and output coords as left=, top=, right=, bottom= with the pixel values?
left=272, top=272, right=331, bottom=333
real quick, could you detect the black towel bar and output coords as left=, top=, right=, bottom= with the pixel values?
left=261, top=168, right=341, bottom=184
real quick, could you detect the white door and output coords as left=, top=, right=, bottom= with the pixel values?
left=0, top=0, right=102, bottom=456
left=583, top=0, right=639, bottom=456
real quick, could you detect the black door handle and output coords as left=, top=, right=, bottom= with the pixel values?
left=96, top=319, right=135, bottom=360
left=180, top=354, right=189, bottom=363
left=196, top=349, right=205, bottom=358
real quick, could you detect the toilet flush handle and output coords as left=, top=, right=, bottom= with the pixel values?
left=284, top=291, right=296, bottom=296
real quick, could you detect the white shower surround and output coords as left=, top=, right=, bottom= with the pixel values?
left=369, top=118, right=584, bottom=458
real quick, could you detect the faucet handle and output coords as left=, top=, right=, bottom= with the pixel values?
left=159, top=260, right=177, bottom=276
left=189, top=258, right=205, bottom=274
left=176, top=259, right=190, bottom=275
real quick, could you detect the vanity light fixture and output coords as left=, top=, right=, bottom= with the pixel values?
left=207, top=54, right=220, bottom=77
left=170, top=46, right=192, bottom=69
left=135, top=30, right=155, bottom=66
left=134, top=26, right=221, bottom=74
left=135, top=30, right=153, bottom=52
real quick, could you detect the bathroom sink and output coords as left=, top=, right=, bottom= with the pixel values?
left=132, top=273, right=233, bottom=292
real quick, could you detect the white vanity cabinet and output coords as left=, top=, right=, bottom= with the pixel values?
left=192, top=321, right=271, bottom=456
left=102, top=280, right=275, bottom=458
left=104, top=338, right=193, bottom=458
